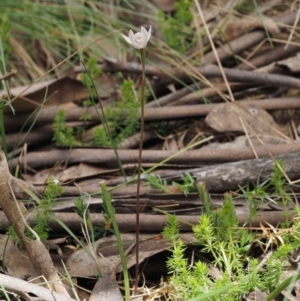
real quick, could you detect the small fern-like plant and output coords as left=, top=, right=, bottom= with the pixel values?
left=236, top=160, right=292, bottom=227
left=92, top=79, right=141, bottom=147
left=9, top=178, right=63, bottom=244
left=53, top=109, right=81, bottom=147
left=163, top=183, right=292, bottom=300
left=163, top=214, right=211, bottom=299
left=27, top=178, right=63, bottom=241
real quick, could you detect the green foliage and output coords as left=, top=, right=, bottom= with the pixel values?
left=100, top=182, right=130, bottom=301
left=74, top=194, right=114, bottom=239
left=0, top=13, right=11, bottom=91
left=149, top=121, right=171, bottom=137
left=163, top=214, right=210, bottom=299
left=147, top=172, right=196, bottom=196
left=234, top=0, right=257, bottom=13
left=92, top=126, right=111, bottom=147
left=53, top=109, right=81, bottom=147
left=147, top=174, right=170, bottom=193
left=28, top=178, right=63, bottom=241
left=78, top=58, right=101, bottom=133
left=237, top=160, right=292, bottom=227
left=172, top=172, right=196, bottom=196
left=0, top=1, right=132, bottom=84
left=272, top=160, right=291, bottom=207
left=74, top=196, right=93, bottom=232
left=9, top=178, right=63, bottom=243
left=18, top=178, right=62, bottom=242
left=163, top=183, right=293, bottom=300
left=53, top=60, right=142, bottom=149
left=0, top=28, right=15, bottom=157
left=158, top=0, right=195, bottom=53
left=92, top=79, right=141, bottom=147
left=238, top=178, right=273, bottom=227
left=81, top=57, right=102, bottom=90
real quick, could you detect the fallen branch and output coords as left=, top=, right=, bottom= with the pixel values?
left=0, top=211, right=293, bottom=233
left=4, top=97, right=300, bottom=130
left=0, top=151, right=71, bottom=298
left=0, top=274, right=76, bottom=301
left=10, top=144, right=300, bottom=170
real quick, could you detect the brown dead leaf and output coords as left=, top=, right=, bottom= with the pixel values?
left=89, top=271, right=123, bottom=301
left=76, top=72, right=117, bottom=99
left=22, top=163, right=119, bottom=185
left=205, top=103, right=283, bottom=137
left=10, top=176, right=41, bottom=199
left=4, top=239, right=38, bottom=280
left=2, top=235, right=72, bottom=286
left=277, top=55, right=300, bottom=73
left=66, top=233, right=195, bottom=277
left=224, top=16, right=280, bottom=40
left=1, top=77, right=86, bottom=113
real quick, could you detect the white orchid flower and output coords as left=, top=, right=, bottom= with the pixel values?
left=120, top=26, right=151, bottom=49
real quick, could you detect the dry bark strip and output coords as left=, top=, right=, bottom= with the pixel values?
left=0, top=211, right=293, bottom=233
left=10, top=143, right=300, bottom=170
left=0, top=151, right=71, bottom=298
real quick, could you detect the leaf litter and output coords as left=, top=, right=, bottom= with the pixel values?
left=1, top=1, right=300, bottom=300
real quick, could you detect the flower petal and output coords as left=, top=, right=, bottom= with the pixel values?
left=120, top=33, right=132, bottom=45
left=136, top=27, right=146, bottom=48
left=129, top=29, right=136, bottom=45
left=146, top=26, right=152, bottom=42
left=122, top=26, right=151, bottom=49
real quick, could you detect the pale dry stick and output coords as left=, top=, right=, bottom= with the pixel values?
left=0, top=151, right=71, bottom=298
left=0, top=274, right=76, bottom=301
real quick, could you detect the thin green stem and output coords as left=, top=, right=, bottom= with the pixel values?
left=267, top=270, right=300, bottom=301
left=100, top=182, right=130, bottom=301
left=135, top=48, right=146, bottom=292
left=0, top=107, right=7, bottom=157
left=0, top=36, right=8, bottom=157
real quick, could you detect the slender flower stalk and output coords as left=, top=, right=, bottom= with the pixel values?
left=121, top=26, right=151, bottom=293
